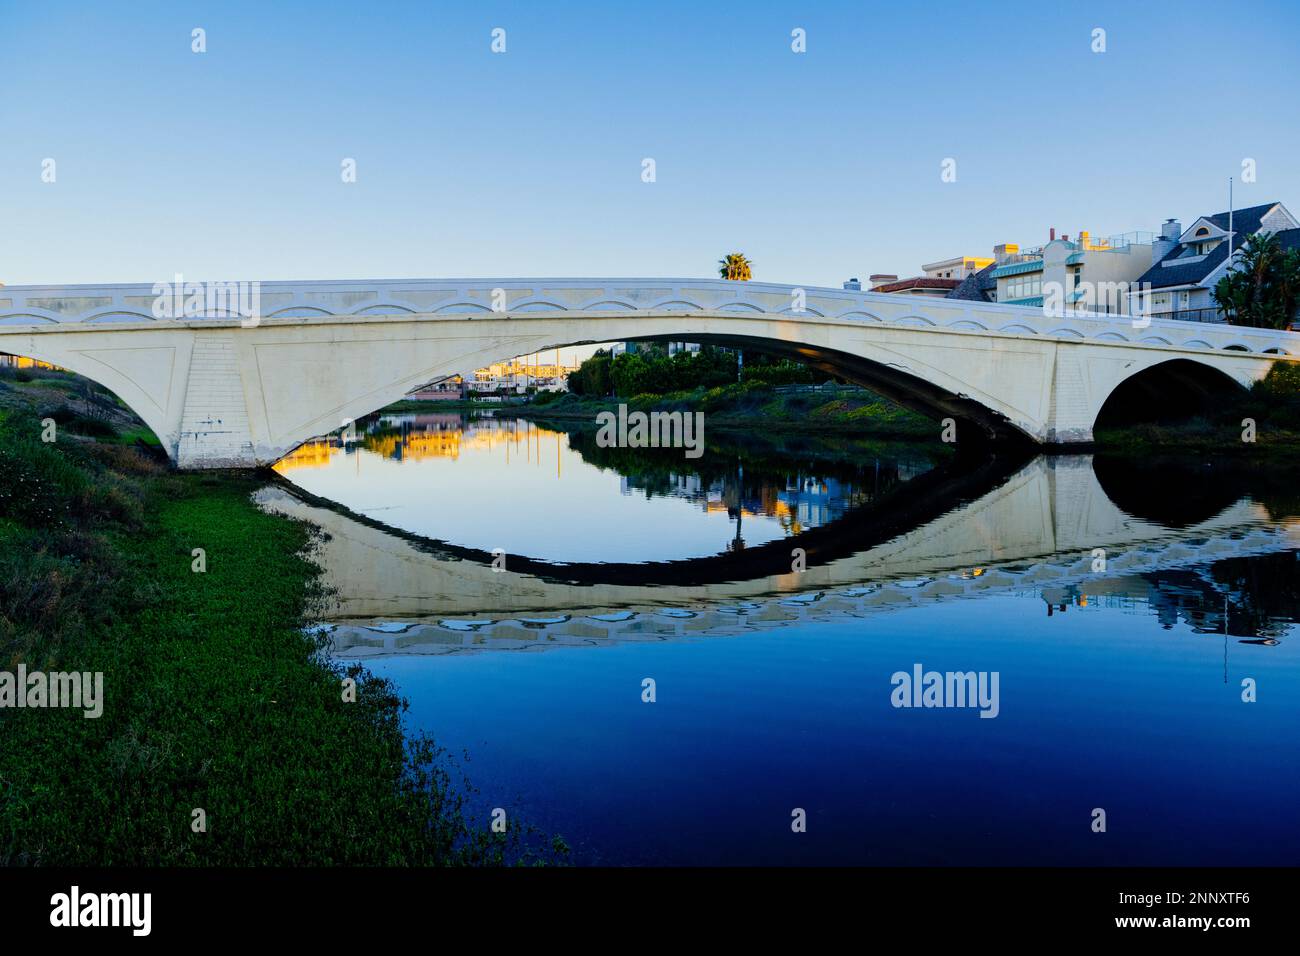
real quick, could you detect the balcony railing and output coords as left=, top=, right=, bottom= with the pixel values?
left=1080, top=230, right=1156, bottom=251
left=1147, top=308, right=1227, bottom=324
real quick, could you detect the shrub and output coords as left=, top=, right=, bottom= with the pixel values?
left=0, top=439, right=91, bottom=529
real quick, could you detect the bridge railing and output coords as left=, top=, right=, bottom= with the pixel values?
left=3, top=277, right=1298, bottom=354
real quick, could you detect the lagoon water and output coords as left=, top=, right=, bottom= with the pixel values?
left=273, top=413, right=1300, bottom=865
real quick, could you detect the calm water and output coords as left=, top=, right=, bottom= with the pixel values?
left=277, top=413, right=936, bottom=562
left=271, top=413, right=1300, bottom=865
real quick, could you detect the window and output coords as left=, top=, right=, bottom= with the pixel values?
left=1005, top=274, right=1042, bottom=299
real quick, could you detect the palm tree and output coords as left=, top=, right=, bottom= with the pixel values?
left=718, top=253, right=753, bottom=281
left=1213, top=232, right=1300, bottom=329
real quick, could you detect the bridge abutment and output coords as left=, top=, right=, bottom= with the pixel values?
left=1040, top=345, right=1107, bottom=445
left=175, top=331, right=258, bottom=469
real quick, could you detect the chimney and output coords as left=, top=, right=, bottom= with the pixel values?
left=869, top=273, right=898, bottom=289
left=842, top=277, right=861, bottom=291
left=1049, top=228, right=1056, bottom=241
left=1152, top=218, right=1181, bottom=261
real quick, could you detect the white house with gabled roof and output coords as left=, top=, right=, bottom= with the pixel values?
left=1129, top=202, right=1299, bottom=322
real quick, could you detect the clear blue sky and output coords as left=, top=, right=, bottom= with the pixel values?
left=2, top=0, right=1298, bottom=287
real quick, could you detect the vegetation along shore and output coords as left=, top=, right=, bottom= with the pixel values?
left=0, top=364, right=561, bottom=865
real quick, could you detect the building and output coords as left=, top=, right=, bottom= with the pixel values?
left=868, top=276, right=961, bottom=297
left=0, top=353, right=59, bottom=370
left=1128, top=202, right=1299, bottom=322
left=987, top=229, right=1156, bottom=315
left=948, top=244, right=1037, bottom=304
left=406, top=376, right=467, bottom=401
left=469, top=353, right=581, bottom=392
left=867, top=254, right=994, bottom=299
left=922, top=255, right=995, bottom=281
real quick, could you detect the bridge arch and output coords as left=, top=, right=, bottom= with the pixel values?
left=653, top=331, right=1030, bottom=442
left=0, top=345, right=170, bottom=447
left=280, top=325, right=1045, bottom=469
left=1093, top=358, right=1245, bottom=431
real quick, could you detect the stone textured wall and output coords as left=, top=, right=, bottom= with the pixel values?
left=176, top=332, right=256, bottom=468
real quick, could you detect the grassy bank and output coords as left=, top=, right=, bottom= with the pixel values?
left=0, top=368, right=550, bottom=865
left=511, top=383, right=937, bottom=438
left=1095, top=422, right=1300, bottom=457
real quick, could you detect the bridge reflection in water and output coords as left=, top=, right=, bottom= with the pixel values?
left=257, top=449, right=1300, bottom=659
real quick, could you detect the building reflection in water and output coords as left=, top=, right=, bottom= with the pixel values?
left=276, top=414, right=471, bottom=471
left=274, top=414, right=920, bottom=542
left=277, top=415, right=589, bottom=471
left=617, top=473, right=870, bottom=541
left=1040, top=551, right=1299, bottom=644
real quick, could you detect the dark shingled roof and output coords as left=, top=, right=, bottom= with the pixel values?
left=1276, top=227, right=1300, bottom=253
left=1205, top=202, right=1278, bottom=235
left=946, top=262, right=998, bottom=301
left=1137, top=202, right=1284, bottom=290
left=1138, top=239, right=1231, bottom=289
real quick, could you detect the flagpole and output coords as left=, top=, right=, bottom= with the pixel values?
left=1227, top=176, right=1234, bottom=263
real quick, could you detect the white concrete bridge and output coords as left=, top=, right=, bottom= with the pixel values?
left=2, top=277, right=1296, bottom=468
